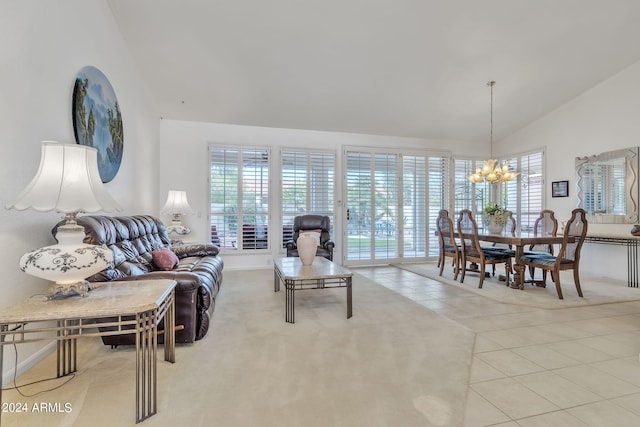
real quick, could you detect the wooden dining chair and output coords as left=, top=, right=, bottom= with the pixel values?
left=487, top=210, right=516, bottom=278
left=519, top=208, right=588, bottom=299
left=457, top=210, right=511, bottom=288
left=436, top=209, right=460, bottom=279
left=526, top=209, right=559, bottom=285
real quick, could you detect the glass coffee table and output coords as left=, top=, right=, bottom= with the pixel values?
left=274, top=257, right=353, bottom=323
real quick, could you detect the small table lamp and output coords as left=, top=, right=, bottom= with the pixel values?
left=161, top=190, right=193, bottom=235
left=6, top=141, right=121, bottom=298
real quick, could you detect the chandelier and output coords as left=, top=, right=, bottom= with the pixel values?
left=467, top=81, right=519, bottom=184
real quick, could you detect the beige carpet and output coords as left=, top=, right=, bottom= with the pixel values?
left=1, top=269, right=475, bottom=427
left=393, top=262, right=640, bottom=309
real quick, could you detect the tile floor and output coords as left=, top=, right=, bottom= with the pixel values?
left=353, top=265, right=640, bottom=427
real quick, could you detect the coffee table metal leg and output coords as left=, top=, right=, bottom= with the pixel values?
left=628, top=240, right=638, bottom=287
left=285, top=280, right=294, bottom=323
left=274, top=268, right=280, bottom=292
left=347, top=277, right=353, bottom=319
left=347, top=277, right=353, bottom=318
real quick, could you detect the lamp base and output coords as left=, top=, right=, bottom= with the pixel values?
left=166, top=225, right=191, bottom=235
left=47, top=281, right=89, bottom=300
left=19, top=219, right=113, bottom=296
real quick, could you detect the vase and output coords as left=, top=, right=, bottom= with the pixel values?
left=486, top=216, right=504, bottom=234
left=296, top=234, right=317, bottom=265
left=631, top=224, right=640, bottom=236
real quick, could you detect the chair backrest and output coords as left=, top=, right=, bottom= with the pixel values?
left=530, top=209, right=558, bottom=252
left=457, top=209, right=482, bottom=259
left=557, top=208, right=588, bottom=263
left=534, top=210, right=558, bottom=237
left=292, top=215, right=331, bottom=245
left=436, top=209, right=457, bottom=251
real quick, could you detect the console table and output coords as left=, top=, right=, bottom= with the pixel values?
left=584, top=234, right=640, bottom=287
left=0, top=279, right=176, bottom=423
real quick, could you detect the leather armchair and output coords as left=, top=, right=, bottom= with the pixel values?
left=286, top=215, right=334, bottom=261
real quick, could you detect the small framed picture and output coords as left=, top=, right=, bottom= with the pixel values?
left=552, top=180, right=569, bottom=198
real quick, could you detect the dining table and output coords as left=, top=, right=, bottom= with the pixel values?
left=477, top=232, right=573, bottom=289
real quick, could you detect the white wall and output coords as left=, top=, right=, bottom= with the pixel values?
left=496, top=60, right=640, bottom=280
left=0, top=1, right=158, bottom=383
left=159, top=119, right=483, bottom=270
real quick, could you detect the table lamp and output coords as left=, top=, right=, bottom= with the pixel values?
left=6, top=141, right=122, bottom=298
left=161, top=190, right=193, bottom=235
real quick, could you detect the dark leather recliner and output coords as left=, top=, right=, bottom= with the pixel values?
left=285, top=215, right=334, bottom=261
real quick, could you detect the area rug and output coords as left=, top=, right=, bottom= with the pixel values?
left=392, top=262, right=640, bottom=309
left=1, top=270, right=476, bottom=427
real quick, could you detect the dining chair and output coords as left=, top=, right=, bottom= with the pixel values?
left=436, top=209, right=460, bottom=279
left=525, top=209, right=559, bottom=285
left=457, top=209, right=511, bottom=288
left=487, top=210, right=516, bottom=278
left=519, top=208, right=588, bottom=299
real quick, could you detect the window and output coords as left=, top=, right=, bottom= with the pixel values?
left=510, top=150, right=544, bottom=235
left=209, top=145, right=270, bottom=250
left=281, top=149, right=335, bottom=247
left=453, top=150, right=544, bottom=234
left=453, top=159, right=490, bottom=219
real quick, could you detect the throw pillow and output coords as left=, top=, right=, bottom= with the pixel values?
left=151, top=248, right=179, bottom=271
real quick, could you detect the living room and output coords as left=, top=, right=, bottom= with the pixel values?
left=3, top=1, right=640, bottom=426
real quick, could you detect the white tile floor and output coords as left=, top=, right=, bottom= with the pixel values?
left=353, top=265, right=640, bottom=427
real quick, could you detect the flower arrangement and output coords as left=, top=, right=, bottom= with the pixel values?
left=484, top=202, right=508, bottom=226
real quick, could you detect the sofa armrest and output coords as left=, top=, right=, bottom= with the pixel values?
left=112, top=271, right=200, bottom=292
left=172, top=243, right=219, bottom=259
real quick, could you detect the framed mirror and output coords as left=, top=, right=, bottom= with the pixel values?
left=575, top=147, right=639, bottom=224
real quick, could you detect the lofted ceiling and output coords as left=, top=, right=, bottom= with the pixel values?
left=108, top=0, right=640, bottom=144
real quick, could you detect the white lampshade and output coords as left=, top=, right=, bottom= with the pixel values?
left=7, top=141, right=121, bottom=213
left=161, top=190, right=192, bottom=235
left=6, top=141, right=121, bottom=299
left=161, top=190, right=193, bottom=216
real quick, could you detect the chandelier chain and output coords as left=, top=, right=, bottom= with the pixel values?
left=465, top=80, right=519, bottom=185
left=488, top=80, right=495, bottom=157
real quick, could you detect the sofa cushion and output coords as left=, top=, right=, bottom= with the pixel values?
left=152, top=248, right=179, bottom=270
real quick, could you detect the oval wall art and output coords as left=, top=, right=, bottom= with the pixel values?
left=72, top=66, right=123, bottom=183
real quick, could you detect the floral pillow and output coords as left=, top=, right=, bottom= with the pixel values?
left=151, top=248, right=179, bottom=271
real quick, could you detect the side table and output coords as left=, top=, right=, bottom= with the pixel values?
left=0, top=279, right=177, bottom=423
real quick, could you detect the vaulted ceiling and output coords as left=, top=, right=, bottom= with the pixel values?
left=108, top=0, right=640, bottom=143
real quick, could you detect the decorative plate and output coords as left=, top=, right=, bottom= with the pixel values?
left=72, top=66, right=123, bottom=183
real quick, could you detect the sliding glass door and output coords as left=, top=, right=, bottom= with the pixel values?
left=344, top=147, right=449, bottom=265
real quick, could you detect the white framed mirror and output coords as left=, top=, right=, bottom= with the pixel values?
left=575, top=147, right=639, bottom=224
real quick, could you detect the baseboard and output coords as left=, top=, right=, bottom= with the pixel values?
left=1, top=342, right=56, bottom=388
